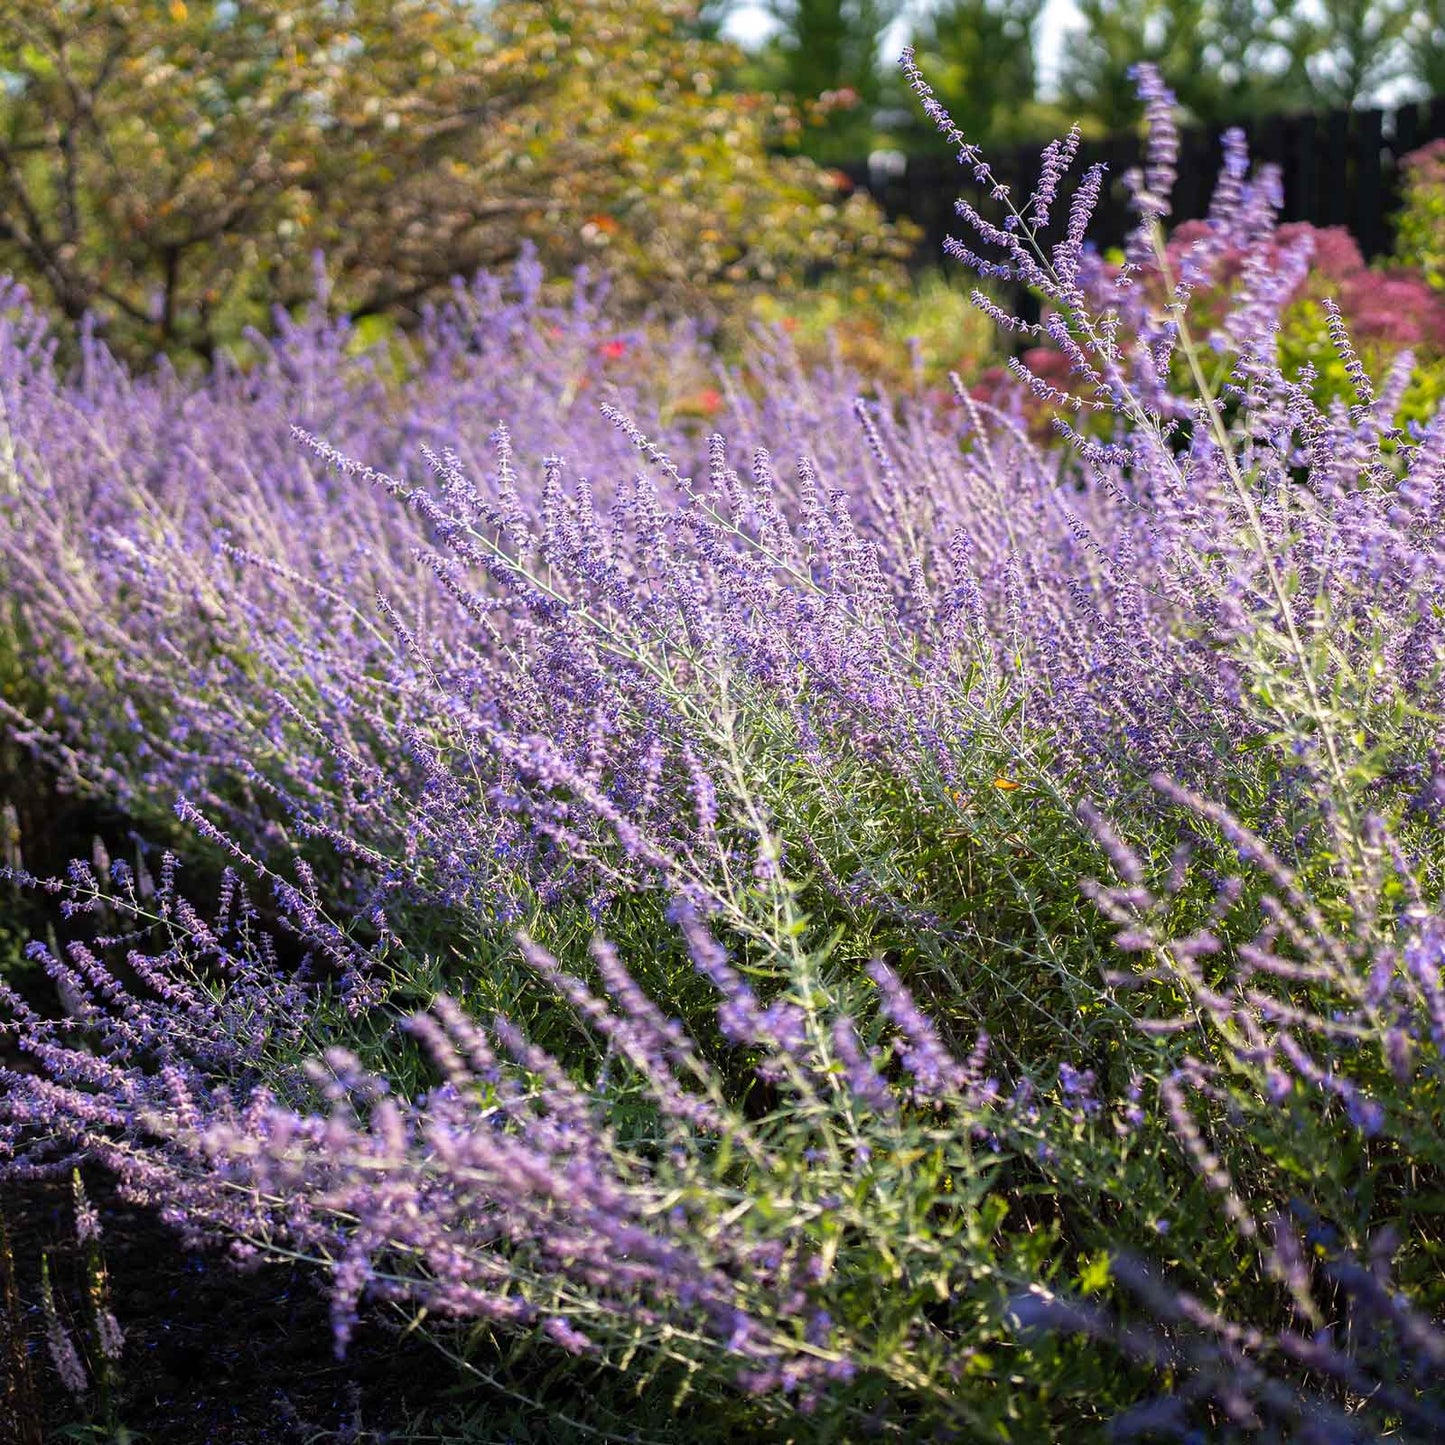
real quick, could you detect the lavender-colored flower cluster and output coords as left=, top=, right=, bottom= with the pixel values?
left=2, top=57, right=1445, bottom=1440
left=0, top=857, right=1035, bottom=1421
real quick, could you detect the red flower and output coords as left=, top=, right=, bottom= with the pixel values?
left=599, top=340, right=627, bottom=361
left=673, top=387, right=723, bottom=418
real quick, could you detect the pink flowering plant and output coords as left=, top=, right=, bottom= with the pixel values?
left=995, top=139, right=1445, bottom=440
left=1397, top=140, right=1445, bottom=294
left=2, top=56, right=1445, bottom=1442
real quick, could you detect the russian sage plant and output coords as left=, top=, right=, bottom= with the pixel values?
left=1, top=56, right=1445, bottom=1443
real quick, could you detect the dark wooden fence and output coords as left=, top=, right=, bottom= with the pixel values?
left=842, top=94, right=1445, bottom=272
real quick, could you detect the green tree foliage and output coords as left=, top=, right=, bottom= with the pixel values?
left=901, top=0, right=1078, bottom=150
left=1406, top=1, right=1445, bottom=96
left=1060, top=0, right=1412, bottom=125
left=689, top=0, right=737, bottom=39
left=739, top=0, right=906, bottom=162
left=1296, top=0, right=1411, bottom=106
left=0, top=0, right=912, bottom=364
left=1059, top=0, right=1312, bottom=128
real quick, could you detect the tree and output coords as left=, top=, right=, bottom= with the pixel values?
left=1405, top=1, right=1445, bottom=97
left=1060, top=0, right=1317, bottom=128
left=900, top=0, right=1054, bottom=151
left=0, top=0, right=911, bottom=364
left=690, top=0, right=737, bottom=39
left=1061, top=0, right=1412, bottom=127
left=1194, top=0, right=1314, bottom=117
left=747, top=0, right=907, bottom=162
left=1296, top=0, right=1411, bottom=108
left=1063, top=0, right=1196, bottom=130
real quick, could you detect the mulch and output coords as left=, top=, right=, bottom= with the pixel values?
left=2, top=1173, right=465, bottom=1444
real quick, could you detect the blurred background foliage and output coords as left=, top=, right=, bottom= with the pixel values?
left=0, top=0, right=1441, bottom=387
left=0, top=0, right=913, bottom=366
left=1054, top=0, right=1415, bottom=125
left=1398, top=138, right=1445, bottom=290
left=718, top=0, right=1443, bottom=155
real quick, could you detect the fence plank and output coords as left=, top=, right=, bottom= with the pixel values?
left=1393, top=101, right=1421, bottom=162
left=1291, top=113, right=1318, bottom=223
left=1320, top=109, right=1352, bottom=228
left=1176, top=127, right=1212, bottom=223
left=1353, top=109, right=1385, bottom=257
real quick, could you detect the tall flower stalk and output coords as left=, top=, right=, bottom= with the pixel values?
left=1, top=56, right=1444, bottom=1442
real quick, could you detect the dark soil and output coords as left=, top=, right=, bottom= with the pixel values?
left=0, top=785, right=693, bottom=1445
left=0, top=776, right=477, bottom=1441
left=2, top=1174, right=465, bottom=1444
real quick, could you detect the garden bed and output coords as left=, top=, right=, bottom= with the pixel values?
left=4, top=1176, right=461, bottom=1443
